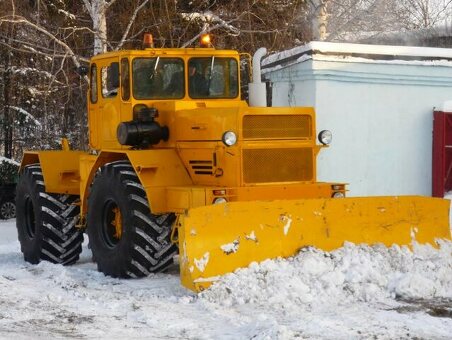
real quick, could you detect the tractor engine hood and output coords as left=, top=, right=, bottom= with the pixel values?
left=172, top=106, right=241, bottom=143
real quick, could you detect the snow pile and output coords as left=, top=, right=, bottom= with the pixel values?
left=263, top=41, right=452, bottom=68
left=0, top=156, right=19, bottom=166
left=201, top=241, right=452, bottom=308
left=1, top=220, right=451, bottom=338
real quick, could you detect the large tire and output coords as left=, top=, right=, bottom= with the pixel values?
left=87, top=160, right=177, bottom=278
left=16, top=164, right=83, bottom=265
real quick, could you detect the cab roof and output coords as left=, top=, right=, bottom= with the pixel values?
left=90, top=48, right=240, bottom=62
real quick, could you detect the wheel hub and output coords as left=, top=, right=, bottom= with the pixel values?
left=101, top=200, right=122, bottom=248
left=112, top=207, right=122, bottom=239
left=1, top=201, right=16, bottom=219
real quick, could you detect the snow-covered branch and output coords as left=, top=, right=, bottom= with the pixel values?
left=181, top=11, right=242, bottom=48
left=115, top=0, right=150, bottom=50
left=0, top=15, right=85, bottom=70
left=8, top=106, right=42, bottom=127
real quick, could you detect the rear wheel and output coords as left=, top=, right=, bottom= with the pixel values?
left=0, top=200, right=16, bottom=219
left=87, top=160, right=177, bottom=278
left=16, top=164, right=83, bottom=265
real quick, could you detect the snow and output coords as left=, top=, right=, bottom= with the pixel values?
left=9, top=66, right=52, bottom=79
left=280, top=214, right=292, bottom=235
left=57, top=9, right=76, bottom=20
left=8, top=105, right=42, bottom=127
left=1, top=194, right=452, bottom=337
left=262, top=41, right=452, bottom=74
left=1, top=217, right=451, bottom=338
left=263, top=41, right=452, bottom=67
left=0, top=157, right=19, bottom=166
left=220, top=239, right=240, bottom=254
left=180, top=12, right=239, bottom=35
left=194, top=252, right=210, bottom=272
left=245, top=231, right=257, bottom=242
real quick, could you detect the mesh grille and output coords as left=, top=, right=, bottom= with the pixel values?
left=243, top=148, right=313, bottom=183
left=243, top=115, right=311, bottom=139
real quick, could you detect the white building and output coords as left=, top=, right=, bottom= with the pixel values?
left=262, top=42, right=452, bottom=196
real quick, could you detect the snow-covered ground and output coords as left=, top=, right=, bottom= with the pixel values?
left=0, top=219, right=451, bottom=339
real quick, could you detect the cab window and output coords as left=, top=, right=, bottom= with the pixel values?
left=90, top=64, right=97, bottom=103
left=101, top=62, right=119, bottom=98
left=121, top=58, right=130, bottom=101
left=132, top=57, right=184, bottom=99
left=188, top=57, right=238, bottom=99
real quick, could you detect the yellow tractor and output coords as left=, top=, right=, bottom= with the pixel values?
left=16, top=34, right=450, bottom=291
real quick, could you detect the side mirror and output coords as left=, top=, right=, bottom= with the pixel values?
left=76, top=66, right=88, bottom=76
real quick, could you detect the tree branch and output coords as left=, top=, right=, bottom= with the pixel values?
left=1, top=15, right=88, bottom=82
left=115, top=0, right=150, bottom=50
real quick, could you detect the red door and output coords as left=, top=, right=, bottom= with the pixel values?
left=432, top=111, right=452, bottom=197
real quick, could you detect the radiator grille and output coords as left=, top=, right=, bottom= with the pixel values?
left=243, top=148, right=313, bottom=183
left=243, top=115, right=311, bottom=139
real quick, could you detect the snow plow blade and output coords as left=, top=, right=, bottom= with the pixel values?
left=178, top=196, right=450, bottom=292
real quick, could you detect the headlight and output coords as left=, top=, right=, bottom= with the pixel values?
left=222, top=131, right=237, bottom=146
left=318, top=130, right=332, bottom=145
left=332, top=192, right=345, bottom=198
left=213, top=197, right=227, bottom=204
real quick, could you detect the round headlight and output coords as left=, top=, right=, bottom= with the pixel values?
left=213, top=197, right=227, bottom=204
left=222, top=131, right=237, bottom=146
left=332, top=192, right=345, bottom=198
left=318, top=130, right=332, bottom=145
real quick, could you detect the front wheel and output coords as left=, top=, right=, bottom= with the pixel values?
left=87, top=160, right=177, bottom=278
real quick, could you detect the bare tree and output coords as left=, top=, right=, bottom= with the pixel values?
left=325, top=0, right=410, bottom=40
left=325, top=0, right=452, bottom=41
left=309, top=0, right=328, bottom=40
left=400, top=0, right=452, bottom=28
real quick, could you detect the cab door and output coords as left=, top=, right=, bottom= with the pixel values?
left=88, top=57, right=121, bottom=150
left=97, top=58, right=121, bottom=149
left=88, top=63, right=99, bottom=149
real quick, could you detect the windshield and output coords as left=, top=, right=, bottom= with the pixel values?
left=188, top=57, right=238, bottom=99
left=132, top=57, right=184, bottom=99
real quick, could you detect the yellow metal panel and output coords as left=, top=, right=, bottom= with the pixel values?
left=163, top=182, right=341, bottom=213
left=235, top=182, right=339, bottom=200
left=101, top=100, right=121, bottom=149
left=35, top=151, right=86, bottom=195
left=166, top=187, right=206, bottom=213
left=173, top=107, right=239, bottom=141
left=177, top=142, right=240, bottom=187
left=125, top=149, right=193, bottom=213
left=178, top=196, right=450, bottom=291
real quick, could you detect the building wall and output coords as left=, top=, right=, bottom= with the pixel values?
left=265, top=56, right=452, bottom=196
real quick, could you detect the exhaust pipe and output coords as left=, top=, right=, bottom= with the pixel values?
left=248, top=47, right=267, bottom=107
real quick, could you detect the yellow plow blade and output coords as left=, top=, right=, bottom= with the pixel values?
left=178, top=196, right=450, bottom=292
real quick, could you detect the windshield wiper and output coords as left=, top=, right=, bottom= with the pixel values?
left=207, top=56, right=215, bottom=95
left=150, top=56, right=160, bottom=80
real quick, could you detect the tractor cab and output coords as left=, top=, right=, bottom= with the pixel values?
left=87, top=34, right=241, bottom=150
